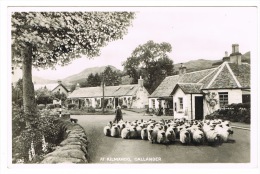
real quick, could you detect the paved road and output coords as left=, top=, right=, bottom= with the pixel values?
left=71, top=110, right=250, bottom=163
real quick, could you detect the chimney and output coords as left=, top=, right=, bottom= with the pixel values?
left=179, top=63, right=187, bottom=75
left=138, top=76, right=143, bottom=87
left=76, top=83, right=80, bottom=90
left=222, top=51, right=230, bottom=62
left=58, top=80, right=62, bottom=85
left=229, top=44, right=242, bottom=65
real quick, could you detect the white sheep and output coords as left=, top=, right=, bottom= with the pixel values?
left=136, top=125, right=143, bottom=139
left=121, top=128, right=131, bottom=139
left=215, top=124, right=234, bottom=143
left=192, top=129, right=205, bottom=145
left=157, top=130, right=167, bottom=144
left=141, top=128, right=148, bottom=140
left=205, top=128, right=221, bottom=145
left=179, top=128, right=191, bottom=145
left=103, top=125, right=111, bottom=136
left=111, top=125, right=120, bottom=137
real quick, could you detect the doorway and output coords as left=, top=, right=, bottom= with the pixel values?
left=195, top=96, right=203, bottom=120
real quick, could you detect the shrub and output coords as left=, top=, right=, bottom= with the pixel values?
left=37, top=104, right=45, bottom=110
left=46, top=104, right=55, bottom=109
left=12, top=104, right=62, bottom=163
left=68, top=104, right=77, bottom=110
left=87, top=106, right=95, bottom=113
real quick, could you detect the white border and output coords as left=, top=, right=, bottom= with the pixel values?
left=1, top=1, right=259, bottom=174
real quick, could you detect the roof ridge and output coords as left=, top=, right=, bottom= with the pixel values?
left=226, top=63, right=242, bottom=87
left=206, top=62, right=227, bottom=88
left=197, top=67, right=219, bottom=83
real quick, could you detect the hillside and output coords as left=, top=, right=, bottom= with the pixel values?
left=174, top=59, right=219, bottom=73
left=62, top=65, right=121, bottom=85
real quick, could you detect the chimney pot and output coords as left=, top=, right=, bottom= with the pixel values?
left=179, top=63, right=186, bottom=75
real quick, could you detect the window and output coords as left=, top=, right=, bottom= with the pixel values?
left=178, top=97, right=183, bottom=110
left=219, top=92, right=228, bottom=108
left=152, top=99, right=155, bottom=109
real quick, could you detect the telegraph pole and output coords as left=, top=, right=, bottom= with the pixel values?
left=102, top=73, right=105, bottom=114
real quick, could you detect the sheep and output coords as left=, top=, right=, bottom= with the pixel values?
left=157, top=130, right=167, bottom=144
left=179, top=128, right=191, bottom=145
left=166, top=127, right=176, bottom=143
left=129, top=126, right=138, bottom=139
left=192, top=129, right=205, bottom=145
left=148, top=129, right=157, bottom=144
left=103, top=125, right=111, bottom=136
left=119, top=123, right=126, bottom=136
left=141, top=128, right=148, bottom=140
left=147, top=124, right=154, bottom=132
left=205, top=128, right=221, bottom=146
left=215, top=124, right=234, bottom=143
left=121, top=128, right=131, bottom=139
left=136, top=125, right=143, bottom=139
left=111, top=125, right=120, bottom=137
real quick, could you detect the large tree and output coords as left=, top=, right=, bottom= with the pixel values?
left=12, top=12, right=135, bottom=125
left=102, top=66, right=121, bottom=86
left=122, top=40, right=174, bottom=93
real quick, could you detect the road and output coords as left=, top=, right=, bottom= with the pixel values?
left=71, top=110, right=250, bottom=163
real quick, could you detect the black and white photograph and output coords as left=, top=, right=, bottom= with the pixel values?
left=1, top=1, right=259, bottom=174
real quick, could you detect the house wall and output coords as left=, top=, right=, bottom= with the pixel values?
left=148, top=98, right=159, bottom=109
left=202, top=89, right=243, bottom=117
left=52, top=85, right=68, bottom=96
left=173, top=88, right=189, bottom=119
left=131, top=87, right=149, bottom=108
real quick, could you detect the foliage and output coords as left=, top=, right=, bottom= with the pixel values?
left=12, top=12, right=135, bottom=69
left=122, top=40, right=174, bottom=93
left=86, top=73, right=101, bottom=87
left=46, top=104, right=55, bottom=109
left=12, top=104, right=62, bottom=163
left=102, top=66, right=122, bottom=86
left=12, top=78, right=23, bottom=107
left=37, top=104, right=45, bottom=110
left=205, top=103, right=251, bottom=124
left=35, top=87, right=53, bottom=105
left=52, top=91, right=67, bottom=105
left=68, top=103, right=77, bottom=110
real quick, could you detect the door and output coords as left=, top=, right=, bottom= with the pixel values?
left=195, top=96, right=203, bottom=120
left=115, top=98, right=119, bottom=108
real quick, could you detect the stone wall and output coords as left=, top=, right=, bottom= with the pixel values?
left=41, top=119, right=89, bottom=163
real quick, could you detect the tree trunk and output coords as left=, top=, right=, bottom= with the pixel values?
left=22, top=44, right=37, bottom=126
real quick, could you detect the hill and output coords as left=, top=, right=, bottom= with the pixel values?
left=62, top=65, right=121, bottom=85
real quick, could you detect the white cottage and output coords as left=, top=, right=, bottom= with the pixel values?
left=149, top=44, right=250, bottom=119
left=67, top=77, right=149, bottom=109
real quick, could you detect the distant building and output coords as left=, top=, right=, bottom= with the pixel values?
left=67, top=77, right=149, bottom=109
left=34, top=80, right=70, bottom=96
left=149, top=44, right=250, bottom=119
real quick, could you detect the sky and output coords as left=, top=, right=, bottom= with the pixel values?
left=12, top=7, right=257, bottom=81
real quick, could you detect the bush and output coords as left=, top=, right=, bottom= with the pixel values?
left=46, top=104, right=55, bottom=109
left=68, top=104, right=77, bottom=110
left=121, top=105, right=127, bottom=109
left=37, top=104, right=45, bottom=110
left=87, top=106, right=95, bottom=113
left=12, top=104, right=62, bottom=163
left=205, top=103, right=250, bottom=124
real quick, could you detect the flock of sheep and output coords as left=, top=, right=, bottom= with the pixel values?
left=103, top=118, right=234, bottom=146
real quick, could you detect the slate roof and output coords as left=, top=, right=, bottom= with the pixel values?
left=68, top=85, right=139, bottom=98
left=150, top=61, right=250, bottom=97
left=177, top=83, right=203, bottom=94
left=150, top=68, right=216, bottom=97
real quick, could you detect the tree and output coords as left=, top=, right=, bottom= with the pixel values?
left=35, top=87, right=53, bottom=105
left=102, top=66, right=121, bottom=86
left=122, top=40, right=174, bottom=93
left=12, top=12, right=135, bottom=126
left=86, top=73, right=101, bottom=87
left=52, top=91, right=67, bottom=105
